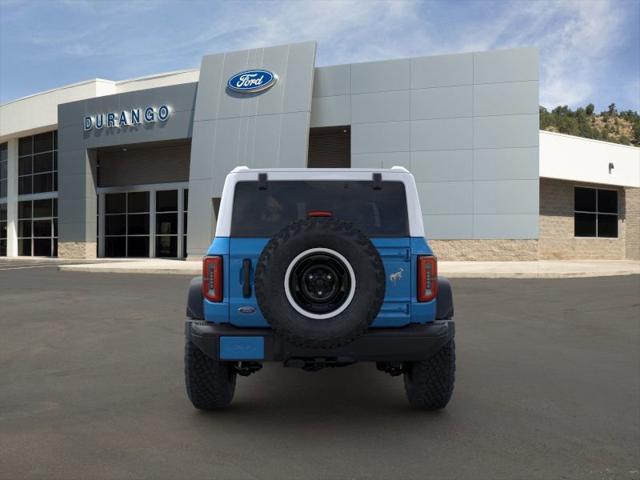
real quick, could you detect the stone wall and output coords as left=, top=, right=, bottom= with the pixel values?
left=58, top=241, right=97, bottom=259
left=625, top=187, right=640, bottom=260
left=538, top=178, right=627, bottom=260
left=429, top=240, right=538, bottom=261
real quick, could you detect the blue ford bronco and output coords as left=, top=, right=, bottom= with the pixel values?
left=185, top=166, right=455, bottom=410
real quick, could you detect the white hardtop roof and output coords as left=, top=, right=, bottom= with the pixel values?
left=216, top=165, right=424, bottom=237
left=230, top=166, right=410, bottom=174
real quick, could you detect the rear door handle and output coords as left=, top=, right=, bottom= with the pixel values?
left=242, top=259, right=252, bottom=298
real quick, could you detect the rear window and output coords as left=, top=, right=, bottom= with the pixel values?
left=231, top=180, right=409, bottom=237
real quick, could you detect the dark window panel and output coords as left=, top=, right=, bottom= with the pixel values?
left=33, top=173, right=54, bottom=194
left=127, top=191, right=149, bottom=213
left=19, top=156, right=32, bottom=175
left=18, top=137, right=32, bottom=156
left=105, top=193, right=126, bottom=214
left=18, top=201, right=31, bottom=219
left=0, top=142, right=7, bottom=160
left=53, top=151, right=58, bottom=171
left=183, top=212, right=188, bottom=233
left=0, top=239, right=6, bottom=256
left=231, top=180, right=410, bottom=237
left=53, top=131, right=58, bottom=150
left=33, top=152, right=53, bottom=173
left=53, top=239, right=58, bottom=257
left=127, top=236, right=150, bottom=257
left=598, top=190, right=618, bottom=214
left=0, top=160, right=7, bottom=179
left=53, top=218, right=58, bottom=237
left=183, top=235, right=187, bottom=258
left=18, top=220, right=32, bottom=237
left=105, top=215, right=126, bottom=236
left=33, top=220, right=52, bottom=237
left=105, top=237, right=126, bottom=257
left=54, top=173, right=58, bottom=191
left=19, top=238, right=31, bottom=256
left=575, top=187, right=596, bottom=212
left=53, top=199, right=58, bottom=217
left=1, top=221, right=6, bottom=237
left=183, top=189, right=189, bottom=210
left=575, top=212, right=596, bottom=237
left=0, top=204, right=7, bottom=221
left=156, top=213, right=178, bottom=235
left=18, top=176, right=32, bottom=195
left=127, top=214, right=150, bottom=235
left=33, top=132, right=53, bottom=153
left=33, top=238, right=52, bottom=256
left=156, top=235, right=177, bottom=258
left=156, top=190, right=178, bottom=212
left=598, top=214, right=618, bottom=238
left=0, top=180, right=6, bottom=198
left=33, top=199, right=53, bottom=218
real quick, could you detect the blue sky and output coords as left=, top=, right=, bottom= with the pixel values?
left=1, top=0, right=638, bottom=111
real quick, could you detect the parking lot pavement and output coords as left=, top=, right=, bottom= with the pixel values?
left=0, top=270, right=638, bottom=480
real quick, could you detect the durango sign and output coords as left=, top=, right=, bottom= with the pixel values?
left=83, top=105, right=171, bottom=131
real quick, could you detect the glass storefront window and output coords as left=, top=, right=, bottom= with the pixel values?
left=0, top=203, right=7, bottom=256
left=17, top=198, right=58, bottom=257
left=18, top=131, right=57, bottom=195
left=156, top=190, right=178, bottom=258
left=0, top=143, right=7, bottom=199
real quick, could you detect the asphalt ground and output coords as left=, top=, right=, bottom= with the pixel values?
left=1, top=267, right=638, bottom=480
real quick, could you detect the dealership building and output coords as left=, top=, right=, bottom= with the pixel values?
left=0, top=42, right=638, bottom=260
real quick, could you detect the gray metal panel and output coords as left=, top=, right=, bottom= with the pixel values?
left=351, top=151, right=410, bottom=169
left=474, top=48, right=539, bottom=84
left=310, top=96, right=350, bottom=127
left=351, top=122, right=410, bottom=154
left=411, top=86, right=472, bottom=120
left=351, top=91, right=410, bottom=124
left=411, top=53, right=473, bottom=89
left=278, top=112, right=312, bottom=167
left=350, top=59, right=410, bottom=94
left=411, top=118, right=473, bottom=151
left=411, top=150, right=473, bottom=182
left=417, top=181, right=473, bottom=215
left=473, top=180, right=539, bottom=214
left=473, top=214, right=539, bottom=239
left=473, top=147, right=538, bottom=180
left=313, top=65, right=350, bottom=97
left=473, top=114, right=539, bottom=149
left=423, top=214, right=473, bottom=239
left=474, top=81, right=539, bottom=116
left=188, top=42, right=316, bottom=255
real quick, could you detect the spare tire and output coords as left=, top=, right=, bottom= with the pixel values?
left=255, top=218, right=385, bottom=349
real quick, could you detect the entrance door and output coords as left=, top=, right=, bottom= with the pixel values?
left=104, top=192, right=150, bottom=257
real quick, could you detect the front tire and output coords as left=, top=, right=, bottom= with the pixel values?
left=403, top=340, right=456, bottom=410
left=185, top=339, right=237, bottom=410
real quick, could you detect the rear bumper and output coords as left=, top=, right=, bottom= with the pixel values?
left=186, top=320, right=454, bottom=363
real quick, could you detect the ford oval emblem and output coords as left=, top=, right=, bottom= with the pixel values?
left=238, top=306, right=256, bottom=314
left=227, top=69, right=277, bottom=94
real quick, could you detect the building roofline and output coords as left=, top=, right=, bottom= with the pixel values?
left=540, top=129, right=639, bottom=151
left=1, top=68, right=200, bottom=108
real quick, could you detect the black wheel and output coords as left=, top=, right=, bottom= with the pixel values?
left=403, top=340, right=456, bottom=410
left=255, top=218, right=385, bottom=349
left=185, top=338, right=237, bottom=410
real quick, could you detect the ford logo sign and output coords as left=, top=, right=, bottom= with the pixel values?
left=227, top=69, right=277, bottom=94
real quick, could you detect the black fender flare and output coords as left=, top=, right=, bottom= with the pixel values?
left=436, top=277, right=454, bottom=320
left=186, top=277, right=204, bottom=320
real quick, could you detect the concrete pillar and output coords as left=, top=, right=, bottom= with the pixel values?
left=6, top=138, right=18, bottom=257
left=56, top=143, right=98, bottom=259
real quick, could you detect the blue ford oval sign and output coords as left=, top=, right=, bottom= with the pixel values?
left=227, top=69, right=277, bottom=94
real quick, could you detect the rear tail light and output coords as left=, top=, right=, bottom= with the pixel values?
left=203, top=256, right=223, bottom=302
left=417, top=255, right=437, bottom=302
